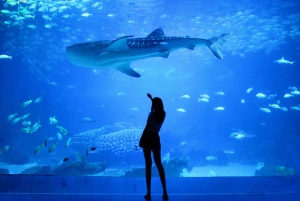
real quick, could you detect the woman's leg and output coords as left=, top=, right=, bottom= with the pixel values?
left=153, top=148, right=168, bottom=198
left=143, top=148, right=152, bottom=198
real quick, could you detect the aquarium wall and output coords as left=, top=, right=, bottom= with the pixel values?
left=0, top=0, right=299, bottom=178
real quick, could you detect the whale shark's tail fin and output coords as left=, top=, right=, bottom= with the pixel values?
left=207, top=33, right=230, bottom=60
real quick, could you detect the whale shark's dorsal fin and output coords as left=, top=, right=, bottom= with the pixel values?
left=146, top=28, right=166, bottom=38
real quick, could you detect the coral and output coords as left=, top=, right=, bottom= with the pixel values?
left=20, top=162, right=108, bottom=175
left=0, top=151, right=29, bottom=165
left=123, top=156, right=190, bottom=177
left=187, top=149, right=208, bottom=166
left=214, top=150, right=229, bottom=165
left=0, top=168, right=9, bottom=174
left=163, top=156, right=190, bottom=177
left=255, top=165, right=295, bottom=176
left=123, top=166, right=160, bottom=177
left=20, top=165, right=51, bottom=174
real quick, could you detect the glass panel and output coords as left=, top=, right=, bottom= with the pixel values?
left=0, top=0, right=299, bottom=178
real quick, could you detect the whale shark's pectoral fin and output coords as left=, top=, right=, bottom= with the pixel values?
left=186, top=45, right=195, bottom=50
left=159, top=49, right=171, bottom=58
left=106, top=35, right=133, bottom=53
left=115, top=63, right=141, bottom=78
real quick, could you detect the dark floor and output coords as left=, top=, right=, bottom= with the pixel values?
left=0, top=175, right=299, bottom=201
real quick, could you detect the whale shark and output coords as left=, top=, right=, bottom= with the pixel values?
left=66, top=28, right=228, bottom=77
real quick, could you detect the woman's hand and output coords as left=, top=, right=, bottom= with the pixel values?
left=147, top=93, right=153, bottom=100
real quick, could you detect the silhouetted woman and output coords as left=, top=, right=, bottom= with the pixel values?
left=139, top=93, right=168, bottom=200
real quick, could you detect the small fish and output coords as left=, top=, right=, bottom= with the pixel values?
left=214, top=107, right=225, bottom=111
left=117, top=92, right=126, bottom=95
left=81, top=117, right=95, bottom=123
left=256, top=93, right=266, bottom=98
left=44, top=138, right=47, bottom=146
left=34, top=144, right=45, bottom=155
left=289, top=86, right=297, bottom=91
left=206, top=156, right=217, bottom=160
left=162, top=152, right=170, bottom=161
left=12, top=117, right=22, bottom=124
left=241, top=99, right=245, bottom=104
left=134, top=146, right=138, bottom=151
left=21, top=126, right=32, bottom=134
left=180, top=95, right=190, bottom=98
left=49, top=116, right=58, bottom=125
left=224, top=150, right=235, bottom=154
left=22, top=100, right=32, bottom=107
left=22, top=121, right=31, bottom=126
left=92, top=2, right=101, bottom=7
left=0, top=145, right=9, bottom=154
left=63, top=158, right=69, bottom=162
left=21, top=113, right=30, bottom=120
left=280, top=107, right=288, bottom=111
left=200, top=94, right=210, bottom=99
left=75, top=151, right=85, bottom=163
left=290, top=106, right=300, bottom=111
left=267, top=94, right=277, bottom=99
left=128, top=20, right=137, bottom=24
left=57, top=126, right=68, bottom=136
left=48, top=142, right=59, bottom=153
left=31, top=120, right=41, bottom=133
left=269, top=104, right=280, bottom=109
left=247, top=87, right=253, bottom=93
left=180, top=141, right=187, bottom=145
left=27, top=24, right=36, bottom=29
left=7, top=113, right=17, bottom=121
left=42, top=14, right=52, bottom=21
left=44, top=24, right=52, bottom=29
left=57, top=132, right=63, bottom=140
left=284, top=94, right=294, bottom=98
left=1, top=10, right=11, bottom=14
left=291, top=91, right=300, bottom=95
left=35, top=97, right=42, bottom=103
left=90, top=147, right=97, bottom=151
left=65, top=138, right=71, bottom=147
left=0, top=54, right=12, bottom=60
left=198, top=98, right=209, bottom=102
left=260, top=107, right=271, bottom=113
left=274, top=57, right=295, bottom=65
left=214, top=91, right=225, bottom=95
left=176, top=108, right=186, bottom=113
left=130, top=107, right=139, bottom=111
left=81, top=13, right=92, bottom=17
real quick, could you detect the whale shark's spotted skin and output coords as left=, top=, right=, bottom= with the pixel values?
left=66, top=28, right=228, bottom=77
left=127, top=29, right=194, bottom=48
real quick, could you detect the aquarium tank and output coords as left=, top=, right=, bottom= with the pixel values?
left=0, top=0, right=299, bottom=200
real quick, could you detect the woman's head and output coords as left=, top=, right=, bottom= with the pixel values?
left=152, top=97, right=164, bottom=112
left=151, top=97, right=165, bottom=123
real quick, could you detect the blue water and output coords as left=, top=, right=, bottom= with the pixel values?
left=0, top=0, right=299, bottom=176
